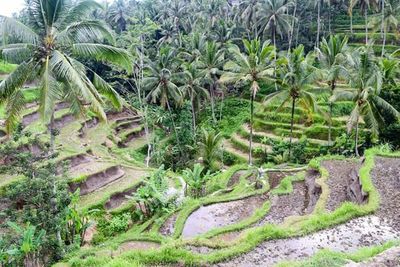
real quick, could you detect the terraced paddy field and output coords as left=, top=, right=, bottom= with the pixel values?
left=51, top=147, right=400, bottom=267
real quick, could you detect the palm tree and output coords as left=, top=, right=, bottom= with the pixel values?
left=0, top=0, right=131, bottom=151
left=257, top=0, right=294, bottom=50
left=331, top=46, right=399, bottom=156
left=179, top=62, right=210, bottom=134
left=369, top=0, right=400, bottom=56
left=108, top=0, right=129, bottom=33
left=239, top=0, right=260, bottom=38
left=265, top=45, right=321, bottom=159
left=349, top=0, right=380, bottom=44
left=198, top=41, right=225, bottom=124
left=143, top=47, right=182, bottom=144
left=198, top=128, right=223, bottom=172
left=317, top=35, right=349, bottom=145
left=220, top=39, right=274, bottom=165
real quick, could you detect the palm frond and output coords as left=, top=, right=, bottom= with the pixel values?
left=0, top=61, right=33, bottom=101
left=5, top=89, right=25, bottom=133
left=92, top=72, right=124, bottom=110
left=73, top=43, right=132, bottom=73
left=0, top=16, right=39, bottom=45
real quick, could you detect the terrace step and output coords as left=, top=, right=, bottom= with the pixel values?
left=223, top=140, right=249, bottom=162
left=231, top=133, right=273, bottom=154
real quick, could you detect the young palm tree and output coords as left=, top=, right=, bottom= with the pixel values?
left=198, top=128, right=223, bottom=172
left=179, top=62, right=210, bottom=134
left=220, top=39, right=274, bottom=165
left=349, top=0, right=380, bottom=44
left=239, top=0, right=260, bottom=38
left=317, top=35, right=349, bottom=145
left=265, top=45, right=321, bottom=159
left=0, top=0, right=131, bottom=151
left=331, top=46, right=399, bottom=156
left=198, top=41, right=225, bottom=124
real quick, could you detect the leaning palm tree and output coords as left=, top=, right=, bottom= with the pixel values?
left=220, top=39, right=274, bottom=165
left=317, top=35, right=349, bottom=145
left=179, top=62, right=210, bottom=134
left=0, top=0, right=131, bottom=151
left=265, top=45, right=321, bottom=159
left=349, top=0, right=380, bottom=44
left=331, top=46, right=399, bottom=156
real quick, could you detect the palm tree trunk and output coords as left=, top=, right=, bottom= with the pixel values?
left=355, top=115, right=360, bottom=157
left=288, top=0, right=298, bottom=52
left=166, top=100, right=181, bottom=150
left=316, top=0, right=321, bottom=48
left=210, top=82, right=217, bottom=123
left=328, top=5, right=332, bottom=34
left=249, top=92, right=254, bottom=165
left=48, top=112, right=55, bottom=154
left=365, top=8, right=369, bottom=44
left=273, top=26, right=278, bottom=91
left=295, top=18, right=300, bottom=46
left=219, top=92, right=224, bottom=121
left=381, top=28, right=386, bottom=56
left=289, top=97, right=296, bottom=160
left=328, top=80, right=336, bottom=146
left=350, top=14, right=353, bottom=34
left=191, top=94, right=196, bottom=134
left=380, top=0, right=385, bottom=39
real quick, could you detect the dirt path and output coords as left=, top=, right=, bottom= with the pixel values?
left=215, top=156, right=400, bottom=266
left=182, top=194, right=268, bottom=238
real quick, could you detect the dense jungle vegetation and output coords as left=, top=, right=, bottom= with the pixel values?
left=0, top=0, right=400, bottom=266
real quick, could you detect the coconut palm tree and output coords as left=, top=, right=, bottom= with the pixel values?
left=331, top=46, right=399, bottom=156
left=179, top=62, right=209, bottom=134
left=108, top=0, right=129, bottom=32
left=369, top=0, right=400, bottom=56
left=349, top=0, right=380, bottom=44
left=317, top=35, right=349, bottom=145
left=143, top=46, right=182, bottom=144
left=220, top=39, right=274, bottom=165
left=265, top=45, right=321, bottom=159
left=257, top=0, right=295, bottom=49
left=0, top=0, right=131, bottom=151
left=239, top=0, right=260, bottom=38
left=198, top=41, right=225, bottom=124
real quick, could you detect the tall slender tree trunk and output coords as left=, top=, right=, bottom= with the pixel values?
left=381, top=28, right=386, bottom=56
left=380, top=0, right=385, bottom=38
left=166, top=100, right=181, bottom=150
left=350, top=14, right=353, bottom=34
left=295, top=18, right=300, bottom=46
left=328, top=5, right=332, bottom=34
left=289, top=97, right=296, bottom=160
left=355, top=115, right=360, bottom=157
left=249, top=92, right=254, bottom=165
left=328, top=80, right=336, bottom=146
left=365, top=9, right=369, bottom=44
left=316, top=0, right=321, bottom=48
left=273, top=26, right=278, bottom=91
left=48, top=112, right=55, bottom=154
left=210, top=81, right=217, bottom=123
left=191, top=94, right=196, bottom=134
left=288, top=0, right=298, bottom=52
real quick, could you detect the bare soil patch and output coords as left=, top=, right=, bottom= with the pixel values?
left=160, top=212, right=179, bottom=236
left=371, top=157, right=400, bottom=231
left=227, top=170, right=246, bottom=188
left=22, top=111, right=39, bottom=126
left=69, top=166, right=125, bottom=195
left=54, top=114, right=75, bottom=129
left=186, top=245, right=217, bottom=254
left=182, top=194, right=268, bottom=238
left=322, top=160, right=362, bottom=211
left=267, top=171, right=296, bottom=189
left=256, top=181, right=308, bottom=226
left=104, top=183, right=143, bottom=210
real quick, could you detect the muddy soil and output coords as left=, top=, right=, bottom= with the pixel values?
left=227, top=170, right=246, bottom=188
left=106, top=108, right=136, bottom=121
left=116, top=121, right=141, bottom=134
left=53, top=114, right=75, bottom=129
left=256, top=181, right=308, bottom=226
left=182, top=194, right=268, bottom=238
left=104, top=183, right=142, bottom=210
left=267, top=171, right=295, bottom=189
left=371, top=157, right=400, bottom=231
left=345, top=246, right=400, bottom=266
left=160, top=213, right=179, bottom=236
left=118, top=241, right=160, bottom=253
left=186, top=245, right=217, bottom=254
left=323, top=160, right=362, bottom=211
left=69, top=166, right=125, bottom=195
left=216, top=216, right=400, bottom=267
left=211, top=231, right=242, bottom=243
left=22, top=111, right=39, bottom=126
left=78, top=118, right=99, bottom=137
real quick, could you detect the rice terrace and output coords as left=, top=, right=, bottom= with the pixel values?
left=0, top=0, right=400, bottom=266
